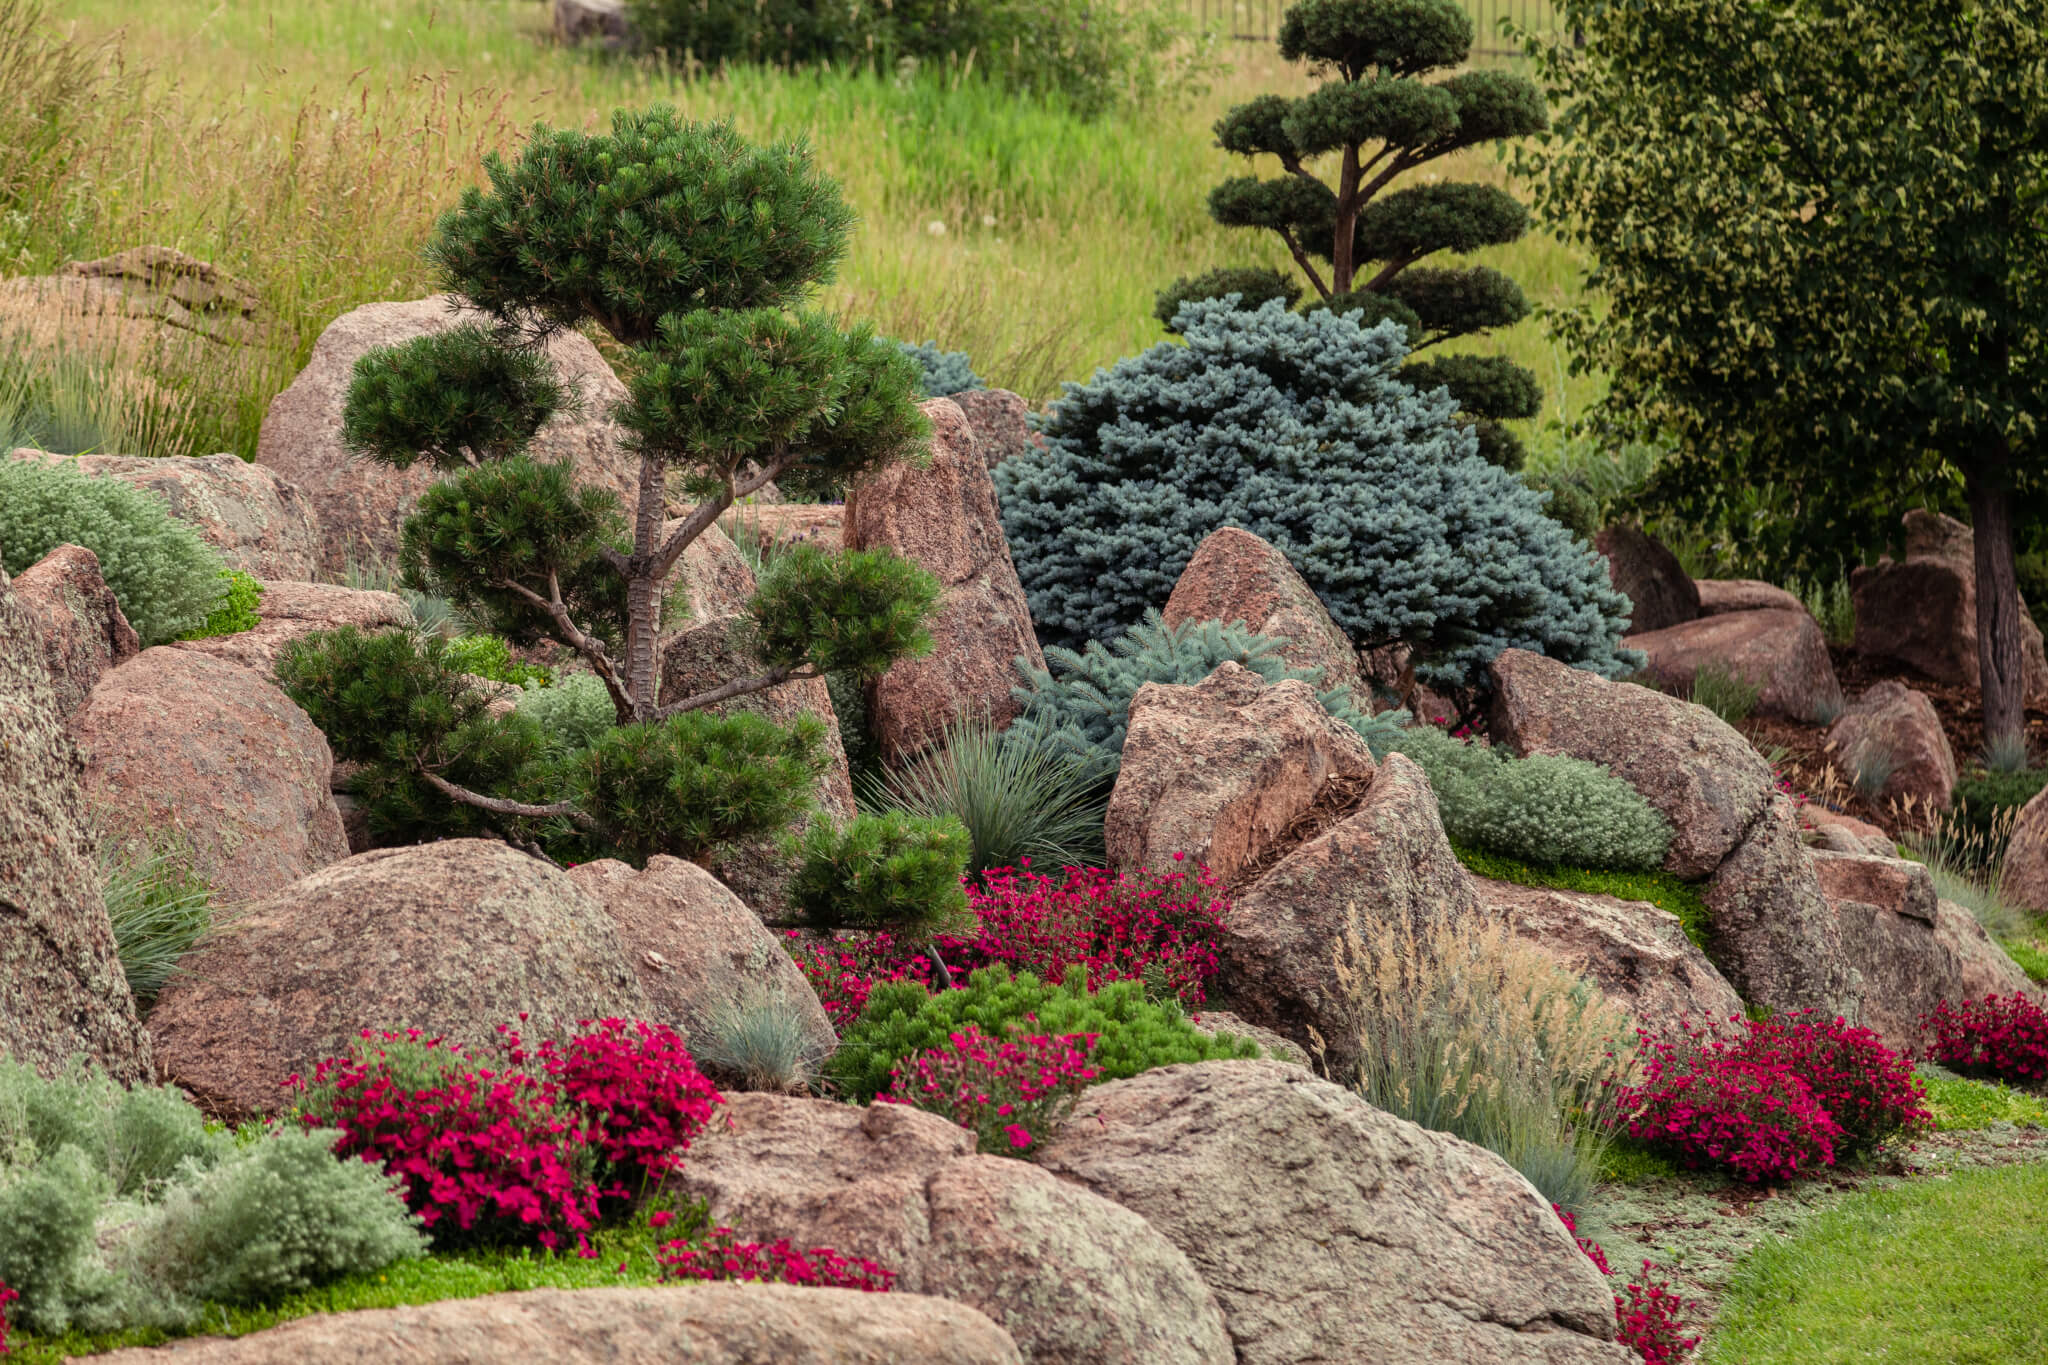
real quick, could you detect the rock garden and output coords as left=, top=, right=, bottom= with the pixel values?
left=3, top=0, right=2046, bottom=1360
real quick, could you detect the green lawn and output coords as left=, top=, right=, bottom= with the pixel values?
left=1703, top=1164, right=2048, bottom=1364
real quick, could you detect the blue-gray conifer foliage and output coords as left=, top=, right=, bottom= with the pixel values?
left=993, top=298, right=1637, bottom=689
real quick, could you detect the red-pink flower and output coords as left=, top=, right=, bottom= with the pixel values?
left=878, top=1024, right=1098, bottom=1157
left=657, top=1227, right=895, bottom=1292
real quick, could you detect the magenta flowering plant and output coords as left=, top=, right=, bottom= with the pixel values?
left=656, top=1225, right=896, bottom=1292
left=1553, top=1205, right=1698, bottom=1364
left=0, top=1277, right=16, bottom=1356
left=1922, top=993, right=2048, bottom=1085
left=876, top=1023, right=1099, bottom=1157
left=1712, top=1010, right=1929, bottom=1156
left=291, top=1018, right=723, bottom=1253
left=784, top=930, right=942, bottom=1031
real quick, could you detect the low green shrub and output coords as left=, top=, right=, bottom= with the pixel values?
left=95, top=842, right=212, bottom=1013
left=785, top=810, right=971, bottom=937
left=441, top=634, right=551, bottom=688
left=1451, top=843, right=1710, bottom=950
left=511, top=672, right=617, bottom=759
left=826, top=969, right=1260, bottom=1104
left=1382, top=726, right=1673, bottom=873
left=1919, top=1072, right=2048, bottom=1131
left=176, top=569, right=262, bottom=641
left=0, top=458, right=227, bottom=645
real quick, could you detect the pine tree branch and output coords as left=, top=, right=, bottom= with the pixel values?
left=654, top=662, right=818, bottom=719
left=500, top=575, right=633, bottom=718
left=1278, top=229, right=1333, bottom=299
left=653, top=444, right=803, bottom=580
left=419, top=771, right=588, bottom=822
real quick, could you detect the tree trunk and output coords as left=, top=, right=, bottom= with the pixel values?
left=1330, top=144, right=1363, bottom=297
left=1967, top=452, right=2026, bottom=753
left=621, top=453, right=670, bottom=724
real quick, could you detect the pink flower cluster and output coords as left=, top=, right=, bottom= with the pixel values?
left=657, top=1225, right=896, bottom=1292
left=293, top=1018, right=722, bottom=1252
left=1554, top=1205, right=1698, bottom=1364
left=0, top=1277, right=16, bottom=1356
left=1617, top=1012, right=1928, bottom=1181
left=1922, top=993, right=2048, bottom=1085
left=784, top=931, right=941, bottom=1031
left=877, top=1023, right=1099, bottom=1157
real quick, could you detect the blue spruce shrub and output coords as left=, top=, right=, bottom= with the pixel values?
left=993, top=299, right=1637, bottom=689
left=896, top=340, right=986, bottom=399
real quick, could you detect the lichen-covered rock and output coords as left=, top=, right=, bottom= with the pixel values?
left=1221, top=753, right=1482, bottom=1064
left=732, top=503, right=845, bottom=555
left=70, top=647, right=349, bottom=905
left=1160, top=527, right=1361, bottom=690
left=1594, top=525, right=1698, bottom=634
left=1702, top=798, right=1860, bottom=1022
left=170, top=579, right=410, bottom=676
left=1489, top=648, right=1774, bottom=880
left=1105, top=663, right=1375, bottom=887
left=1694, top=578, right=1805, bottom=616
left=1034, top=1060, right=1634, bottom=1365
left=847, top=398, right=1045, bottom=762
left=675, top=1093, right=1231, bottom=1365
left=1824, top=680, right=1958, bottom=812
left=10, top=543, right=140, bottom=718
left=566, top=855, right=834, bottom=1063
left=2002, top=782, right=2048, bottom=918
left=7, top=450, right=323, bottom=580
left=1851, top=509, right=2048, bottom=702
left=255, top=296, right=642, bottom=577
left=89, top=1283, right=1025, bottom=1364
left=0, top=246, right=264, bottom=356
left=658, top=614, right=853, bottom=916
left=0, top=565, right=152, bottom=1082
left=669, top=520, right=757, bottom=627
left=1800, top=805, right=1897, bottom=857
left=952, top=387, right=1039, bottom=468
left=1477, top=878, right=1742, bottom=1038
left=146, top=839, right=649, bottom=1118
left=1186, top=1010, right=1310, bottom=1066
left=1626, top=607, right=1840, bottom=722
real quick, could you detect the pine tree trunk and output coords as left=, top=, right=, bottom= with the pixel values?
left=621, top=452, right=669, bottom=723
left=1330, top=145, right=1362, bottom=297
left=1967, top=452, right=2026, bottom=752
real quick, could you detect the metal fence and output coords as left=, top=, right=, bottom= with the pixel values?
left=1186, top=0, right=1563, bottom=56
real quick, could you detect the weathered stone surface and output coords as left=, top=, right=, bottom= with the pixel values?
left=1221, top=753, right=1482, bottom=1064
left=256, top=296, right=641, bottom=577
left=89, top=1284, right=1025, bottom=1364
left=1799, top=805, right=1897, bottom=857
left=6, top=450, right=322, bottom=580
left=1701, top=798, right=1860, bottom=1021
left=170, top=580, right=411, bottom=675
left=678, top=1093, right=1229, bottom=1365
left=669, top=521, right=757, bottom=627
left=1815, top=849, right=2034, bottom=1049
left=1695, top=578, right=1805, bottom=617
left=0, top=246, right=264, bottom=353
left=1035, top=1061, right=1633, bottom=1365
left=1186, top=1010, right=1310, bottom=1066
left=1851, top=509, right=2048, bottom=702
left=1824, top=680, right=1958, bottom=812
left=1626, top=608, right=1840, bottom=722
left=1477, top=879, right=1742, bottom=1038
left=658, top=614, right=853, bottom=916
left=1489, top=648, right=1775, bottom=880
left=554, top=0, right=630, bottom=47
left=1594, top=525, right=1698, bottom=634
left=147, top=839, right=649, bottom=1118
left=847, top=398, right=1045, bottom=762
left=1160, top=527, right=1361, bottom=690
left=1106, top=664, right=1375, bottom=886
left=729, top=503, right=845, bottom=555
left=71, top=647, right=349, bottom=906
left=0, top=565, right=152, bottom=1082
left=952, top=388, right=1039, bottom=467
left=2002, top=782, right=2048, bottom=918
left=10, top=544, right=140, bottom=718
left=566, top=855, right=835, bottom=1064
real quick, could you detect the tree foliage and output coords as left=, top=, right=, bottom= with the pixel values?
left=1520, top=0, right=2048, bottom=743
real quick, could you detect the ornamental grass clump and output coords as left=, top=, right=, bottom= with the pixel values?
left=878, top=1024, right=1100, bottom=1156
left=1921, top=993, right=2048, bottom=1086
left=656, top=1225, right=895, bottom=1292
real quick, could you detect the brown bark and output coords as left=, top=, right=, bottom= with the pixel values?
left=621, top=452, right=670, bottom=723
left=1967, top=453, right=2025, bottom=750
left=1331, top=144, right=1363, bottom=296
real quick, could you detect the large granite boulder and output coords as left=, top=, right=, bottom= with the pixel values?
left=553, top=0, right=630, bottom=48
left=7, top=450, right=322, bottom=581
left=0, top=246, right=264, bottom=353
left=670, top=521, right=758, bottom=627
left=90, top=1283, right=1024, bottom=1364
left=1478, top=879, right=1742, bottom=1038
left=2002, top=783, right=2048, bottom=917
left=255, top=296, right=642, bottom=577
left=1851, top=509, right=2048, bottom=701
left=676, top=1093, right=1233, bottom=1365
left=170, top=580, right=411, bottom=676
left=1625, top=607, right=1840, bottom=722
left=146, top=839, right=650, bottom=1118
left=9, top=543, right=140, bottom=718
left=846, top=398, right=1045, bottom=762
left=1159, top=527, right=1361, bottom=690
left=951, top=388, right=1040, bottom=467
left=0, top=565, right=153, bottom=1081
left=731, top=502, right=845, bottom=555
left=1594, top=525, right=1698, bottom=634
left=1035, top=1061, right=1634, bottom=1365
left=566, top=855, right=835, bottom=1065
left=70, top=647, right=350, bottom=905
left=1824, top=680, right=1958, bottom=812
left=1700, top=797, right=1861, bottom=1021
left=1695, top=578, right=1805, bottom=616
left=1221, top=753, right=1483, bottom=1065
left=1105, top=663, right=1376, bottom=887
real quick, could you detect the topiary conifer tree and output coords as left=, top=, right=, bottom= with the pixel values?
left=1196, top=0, right=1548, bottom=467
left=283, top=107, right=954, bottom=879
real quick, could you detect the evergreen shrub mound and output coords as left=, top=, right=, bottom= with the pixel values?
left=994, top=299, right=1635, bottom=689
left=0, top=458, right=228, bottom=645
left=513, top=672, right=618, bottom=758
left=784, top=810, right=973, bottom=938
left=177, top=569, right=263, bottom=641
left=895, top=340, right=985, bottom=398
left=826, top=968, right=1261, bottom=1103
left=441, top=633, right=550, bottom=688
left=1152, top=269, right=1303, bottom=332
left=1008, top=608, right=1404, bottom=774
left=1380, top=724, right=1673, bottom=872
